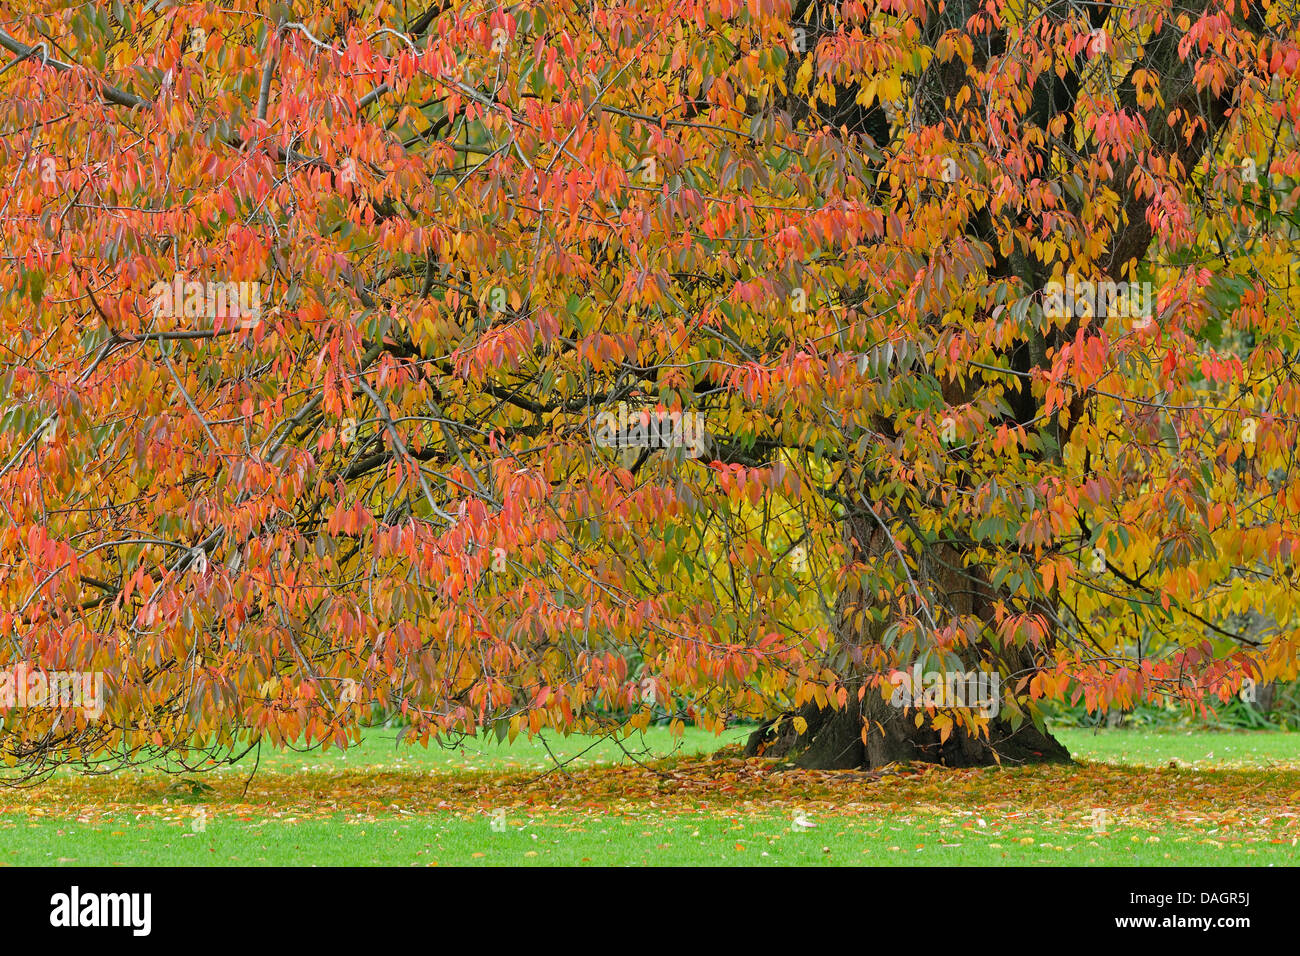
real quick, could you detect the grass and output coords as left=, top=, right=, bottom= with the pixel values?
left=2, top=723, right=1297, bottom=866
left=4, top=814, right=1290, bottom=867
left=206, top=723, right=753, bottom=775
left=105, top=723, right=1298, bottom=775
left=1054, top=727, right=1298, bottom=768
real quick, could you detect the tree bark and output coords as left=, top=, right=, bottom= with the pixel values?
left=744, top=684, right=1071, bottom=769
left=745, top=511, right=1072, bottom=769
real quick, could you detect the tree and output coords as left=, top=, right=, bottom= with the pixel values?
left=1, top=0, right=1297, bottom=778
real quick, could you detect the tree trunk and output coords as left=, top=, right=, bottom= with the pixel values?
left=746, top=511, right=1072, bottom=770
left=744, top=685, right=1071, bottom=769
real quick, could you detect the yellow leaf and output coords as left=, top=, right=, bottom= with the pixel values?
left=933, top=713, right=953, bottom=743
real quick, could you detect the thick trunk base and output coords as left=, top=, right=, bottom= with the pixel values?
left=766, top=502, right=1074, bottom=770
left=744, top=693, right=1071, bottom=770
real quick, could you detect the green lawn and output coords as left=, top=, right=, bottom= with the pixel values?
left=201, top=723, right=753, bottom=774
left=117, top=723, right=1299, bottom=775
left=2, top=724, right=1296, bottom=866
left=3, top=812, right=1291, bottom=867
left=1055, top=727, right=1298, bottom=768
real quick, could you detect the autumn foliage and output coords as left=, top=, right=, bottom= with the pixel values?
left=1, top=0, right=1299, bottom=775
